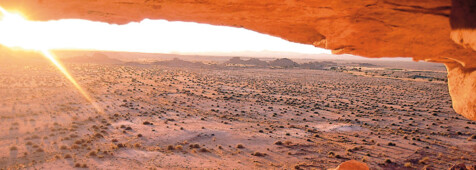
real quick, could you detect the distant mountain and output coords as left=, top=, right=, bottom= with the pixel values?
left=245, top=58, right=269, bottom=67
left=299, top=61, right=337, bottom=70
left=224, top=57, right=336, bottom=70
left=62, top=53, right=123, bottom=64
left=225, top=57, right=269, bottom=67
left=269, top=58, right=299, bottom=68
left=152, top=58, right=210, bottom=68
left=226, top=57, right=243, bottom=64
left=357, top=62, right=377, bottom=67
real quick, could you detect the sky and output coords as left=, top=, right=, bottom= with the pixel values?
left=0, top=7, right=413, bottom=61
left=0, top=7, right=334, bottom=57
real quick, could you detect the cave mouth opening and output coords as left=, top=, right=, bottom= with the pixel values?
left=0, top=6, right=331, bottom=56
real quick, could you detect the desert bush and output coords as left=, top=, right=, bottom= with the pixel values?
left=252, top=151, right=266, bottom=157
left=64, top=154, right=72, bottom=159
left=88, top=151, right=97, bottom=157
left=189, top=143, right=200, bottom=148
left=236, top=144, right=245, bottom=149
left=418, top=157, right=429, bottom=164
left=10, top=146, right=18, bottom=151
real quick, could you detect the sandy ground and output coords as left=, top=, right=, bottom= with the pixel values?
left=0, top=61, right=474, bottom=169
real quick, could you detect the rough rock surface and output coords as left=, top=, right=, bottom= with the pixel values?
left=0, top=0, right=475, bottom=120
left=446, top=63, right=476, bottom=121
left=450, top=0, right=476, bottom=52
left=331, top=160, right=369, bottom=170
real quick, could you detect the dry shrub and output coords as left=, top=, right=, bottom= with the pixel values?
left=88, top=151, right=97, bottom=157
left=418, top=157, right=429, bottom=164
left=252, top=151, right=266, bottom=157
left=64, top=154, right=72, bottom=159
left=236, top=144, right=245, bottom=149
left=189, top=143, right=200, bottom=148
left=10, top=146, right=18, bottom=151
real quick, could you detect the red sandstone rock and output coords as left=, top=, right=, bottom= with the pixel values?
left=331, top=160, right=369, bottom=170
left=446, top=63, right=476, bottom=120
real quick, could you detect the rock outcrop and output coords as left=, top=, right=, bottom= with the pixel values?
left=446, top=63, right=476, bottom=120
left=225, top=57, right=269, bottom=67
left=330, top=160, right=369, bottom=170
left=269, top=58, right=299, bottom=68
left=0, top=0, right=475, bottom=120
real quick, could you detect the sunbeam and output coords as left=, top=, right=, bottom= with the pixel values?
left=0, top=6, right=102, bottom=113
left=41, top=50, right=103, bottom=113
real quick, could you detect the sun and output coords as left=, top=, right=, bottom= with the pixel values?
left=0, top=7, right=102, bottom=113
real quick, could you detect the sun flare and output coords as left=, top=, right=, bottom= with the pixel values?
left=0, top=7, right=102, bottom=113
left=41, top=50, right=103, bottom=113
left=0, top=7, right=331, bottom=55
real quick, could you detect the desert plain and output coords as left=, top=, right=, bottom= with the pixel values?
left=0, top=52, right=475, bottom=169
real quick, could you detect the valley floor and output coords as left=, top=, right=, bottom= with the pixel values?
left=0, top=63, right=474, bottom=169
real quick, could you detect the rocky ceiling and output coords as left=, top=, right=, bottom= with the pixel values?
left=0, top=0, right=474, bottom=120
